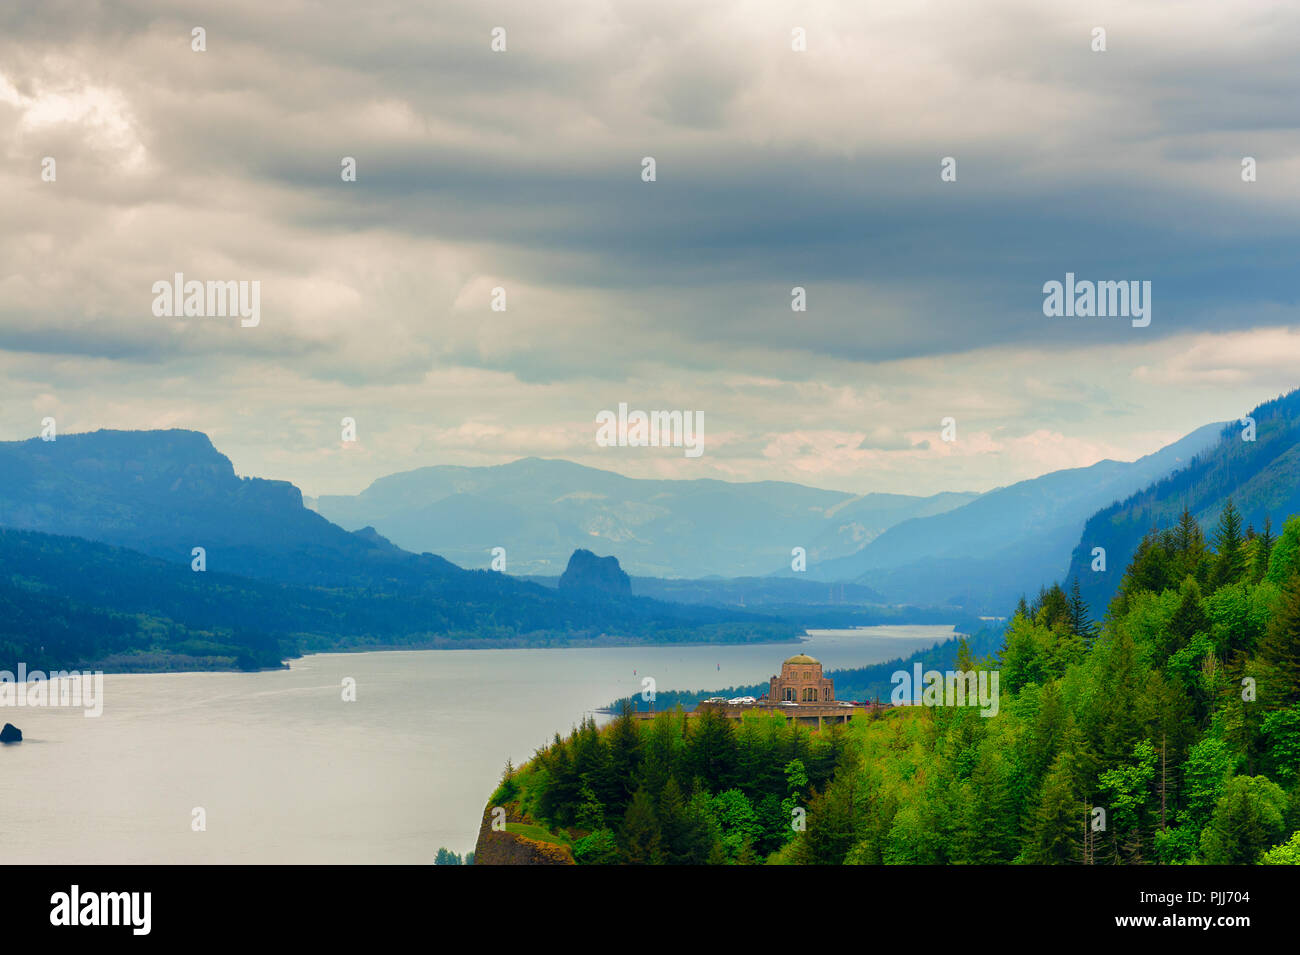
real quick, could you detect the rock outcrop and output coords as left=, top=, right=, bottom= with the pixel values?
left=473, top=806, right=575, bottom=865
left=557, top=549, right=631, bottom=597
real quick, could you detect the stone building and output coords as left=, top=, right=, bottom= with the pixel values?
left=769, top=653, right=834, bottom=703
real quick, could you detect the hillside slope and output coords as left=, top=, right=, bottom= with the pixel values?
left=1066, top=389, right=1300, bottom=614
left=0, top=432, right=801, bottom=664
left=809, top=422, right=1224, bottom=610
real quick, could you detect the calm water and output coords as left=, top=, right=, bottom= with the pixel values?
left=0, top=625, right=954, bottom=863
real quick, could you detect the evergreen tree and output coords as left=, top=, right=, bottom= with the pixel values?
left=802, top=775, right=861, bottom=865
left=683, top=708, right=739, bottom=793
left=1067, top=577, right=1095, bottom=643
left=1253, top=516, right=1274, bottom=583
left=1199, top=775, right=1288, bottom=864
left=620, top=787, right=662, bottom=864
left=1162, top=578, right=1210, bottom=660
left=958, top=750, right=1019, bottom=863
left=1211, top=498, right=1246, bottom=589
left=1036, top=583, right=1070, bottom=631
left=1259, top=575, right=1300, bottom=706
left=605, top=704, right=642, bottom=820
left=657, top=779, right=714, bottom=864
left=1124, top=530, right=1171, bottom=598
left=1023, top=753, right=1083, bottom=864
left=1172, top=507, right=1208, bottom=582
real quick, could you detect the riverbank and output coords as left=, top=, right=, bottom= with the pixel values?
left=0, top=628, right=955, bottom=863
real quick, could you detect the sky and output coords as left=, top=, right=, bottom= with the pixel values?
left=2, top=0, right=1299, bottom=499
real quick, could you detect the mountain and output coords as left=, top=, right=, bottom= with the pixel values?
left=312, top=458, right=976, bottom=578
left=0, top=431, right=802, bottom=667
left=1066, top=388, right=1300, bottom=615
left=0, top=428, right=463, bottom=589
left=0, top=526, right=796, bottom=672
left=558, top=549, right=632, bottom=597
left=806, top=422, right=1225, bottom=611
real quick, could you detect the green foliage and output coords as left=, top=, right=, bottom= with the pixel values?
left=1267, top=517, right=1300, bottom=584
left=1252, top=517, right=1274, bottom=584
left=1259, top=576, right=1300, bottom=704
left=572, top=828, right=620, bottom=864
left=1023, top=752, right=1084, bottom=864
left=1199, top=775, right=1288, bottom=864
left=493, top=506, right=1300, bottom=865
left=1179, top=735, right=1237, bottom=833
left=0, top=525, right=799, bottom=674
left=1210, top=498, right=1246, bottom=590
left=1261, top=704, right=1300, bottom=784
left=1259, top=829, right=1300, bottom=865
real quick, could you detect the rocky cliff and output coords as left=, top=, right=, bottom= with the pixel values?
left=473, top=806, right=575, bottom=865
left=557, top=548, right=632, bottom=597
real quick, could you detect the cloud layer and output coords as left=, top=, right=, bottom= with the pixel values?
left=2, top=0, right=1298, bottom=496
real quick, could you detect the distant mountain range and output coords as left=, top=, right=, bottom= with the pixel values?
left=0, top=431, right=798, bottom=670
left=799, top=422, right=1226, bottom=611
left=1067, top=389, right=1300, bottom=614
left=311, top=458, right=976, bottom=578
left=310, top=424, right=1225, bottom=613
left=4, top=381, right=1291, bottom=673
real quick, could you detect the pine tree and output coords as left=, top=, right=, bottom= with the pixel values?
left=1211, top=497, right=1245, bottom=589
left=1067, top=577, right=1095, bottom=643
left=1253, top=516, right=1274, bottom=583
left=606, top=707, right=642, bottom=819
left=1120, top=531, right=1171, bottom=604
left=1163, top=578, right=1210, bottom=659
left=1023, top=753, right=1083, bottom=864
left=1259, top=575, right=1300, bottom=706
left=1173, top=507, right=1207, bottom=582
left=620, top=787, right=662, bottom=864
left=1036, top=583, right=1070, bottom=631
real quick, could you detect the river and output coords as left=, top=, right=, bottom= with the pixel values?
left=0, top=625, right=954, bottom=863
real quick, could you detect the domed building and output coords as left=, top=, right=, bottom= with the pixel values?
left=769, top=653, right=834, bottom=703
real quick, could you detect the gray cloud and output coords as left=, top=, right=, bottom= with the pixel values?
left=1, top=0, right=1298, bottom=495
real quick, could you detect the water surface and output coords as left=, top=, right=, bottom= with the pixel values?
left=0, top=625, right=954, bottom=863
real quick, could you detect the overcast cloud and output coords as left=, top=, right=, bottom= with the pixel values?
left=2, top=0, right=1298, bottom=497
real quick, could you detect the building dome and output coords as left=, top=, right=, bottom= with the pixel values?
left=784, top=653, right=819, bottom=665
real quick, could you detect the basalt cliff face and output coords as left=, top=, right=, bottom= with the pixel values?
left=557, top=548, right=632, bottom=597
left=473, top=807, right=574, bottom=865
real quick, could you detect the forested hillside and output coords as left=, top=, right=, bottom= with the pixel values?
left=0, top=528, right=797, bottom=672
left=487, top=501, right=1300, bottom=864
left=810, top=422, right=1222, bottom=610
left=1068, top=389, right=1300, bottom=615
